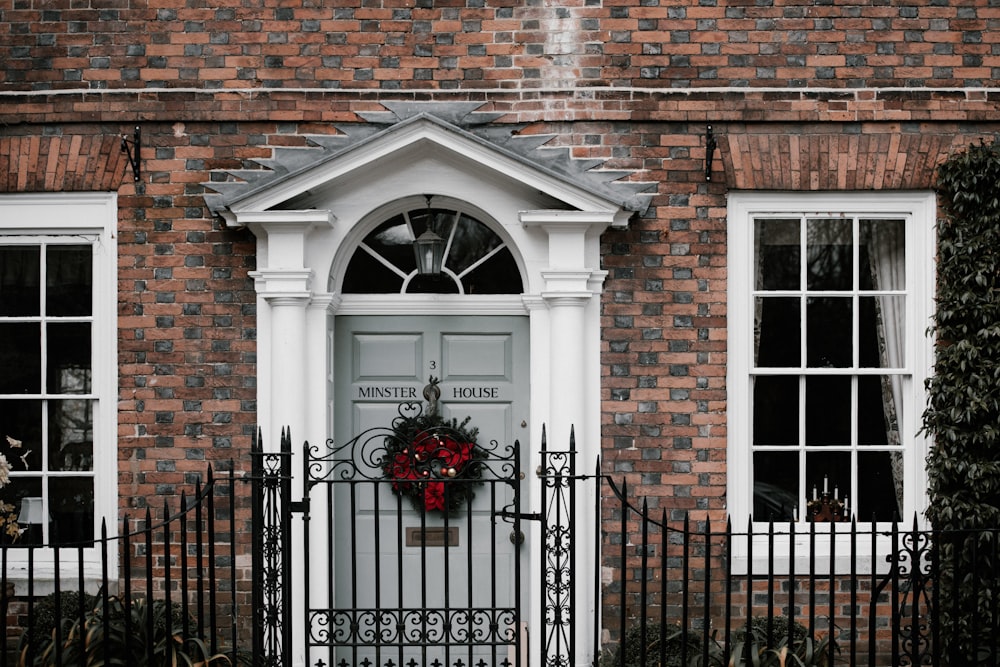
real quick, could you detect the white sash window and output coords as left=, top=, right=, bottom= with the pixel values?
left=0, top=193, right=117, bottom=582
left=727, top=192, right=934, bottom=570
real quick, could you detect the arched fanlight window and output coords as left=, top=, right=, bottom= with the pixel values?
left=342, top=205, right=523, bottom=294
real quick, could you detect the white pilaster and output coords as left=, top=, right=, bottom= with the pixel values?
left=240, top=208, right=334, bottom=667
left=521, top=209, right=616, bottom=667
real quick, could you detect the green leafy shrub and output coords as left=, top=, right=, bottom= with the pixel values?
left=19, top=595, right=229, bottom=667
left=717, top=616, right=832, bottom=667
left=734, top=615, right=810, bottom=648
left=605, top=616, right=831, bottom=667
left=17, top=591, right=99, bottom=658
left=924, top=138, right=1000, bottom=663
left=601, top=621, right=703, bottom=667
left=681, top=616, right=832, bottom=667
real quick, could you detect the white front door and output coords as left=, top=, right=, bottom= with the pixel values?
left=323, top=314, right=529, bottom=667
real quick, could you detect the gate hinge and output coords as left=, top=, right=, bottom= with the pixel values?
left=289, top=500, right=309, bottom=514
left=493, top=510, right=542, bottom=522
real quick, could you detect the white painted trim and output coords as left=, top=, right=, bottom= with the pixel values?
left=335, top=294, right=528, bottom=316
left=727, top=191, right=936, bottom=571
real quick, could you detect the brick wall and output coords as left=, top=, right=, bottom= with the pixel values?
left=2, top=0, right=998, bottom=91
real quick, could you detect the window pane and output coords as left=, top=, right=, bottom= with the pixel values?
left=860, top=219, right=905, bottom=291
left=49, top=476, right=94, bottom=545
left=755, top=297, right=801, bottom=367
left=858, top=451, right=903, bottom=521
left=408, top=274, right=461, bottom=294
left=858, top=375, right=896, bottom=447
left=0, top=400, right=43, bottom=465
left=46, top=245, right=92, bottom=316
left=410, top=208, right=455, bottom=245
left=807, top=218, right=852, bottom=291
left=49, top=399, right=94, bottom=472
left=860, top=296, right=905, bottom=368
left=805, top=376, right=851, bottom=445
left=806, top=297, right=851, bottom=367
left=753, top=451, right=798, bottom=521
left=461, top=247, right=524, bottom=295
left=342, top=250, right=405, bottom=293
left=1, top=477, right=43, bottom=545
left=446, top=214, right=503, bottom=276
left=47, top=323, right=92, bottom=394
left=805, top=450, right=850, bottom=509
left=0, top=323, right=41, bottom=394
left=753, top=376, right=798, bottom=446
left=0, top=246, right=40, bottom=316
left=755, top=218, right=800, bottom=291
left=368, top=217, right=418, bottom=273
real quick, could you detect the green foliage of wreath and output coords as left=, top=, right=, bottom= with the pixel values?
left=381, top=409, right=487, bottom=515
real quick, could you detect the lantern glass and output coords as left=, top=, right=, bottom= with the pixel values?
left=413, top=229, right=446, bottom=275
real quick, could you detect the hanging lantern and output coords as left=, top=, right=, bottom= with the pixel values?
left=413, top=196, right=446, bottom=275
left=413, top=229, right=445, bottom=275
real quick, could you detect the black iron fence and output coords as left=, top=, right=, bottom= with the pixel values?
left=0, top=464, right=241, bottom=667
left=245, top=427, right=1000, bottom=667
left=600, top=472, right=1000, bottom=667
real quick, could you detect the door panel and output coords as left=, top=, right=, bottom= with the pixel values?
left=355, top=333, right=422, bottom=379
left=319, top=315, right=528, bottom=667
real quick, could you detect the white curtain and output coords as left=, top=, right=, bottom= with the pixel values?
left=867, top=220, right=906, bottom=518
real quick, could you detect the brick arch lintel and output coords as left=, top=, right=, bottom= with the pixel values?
left=717, top=127, right=977, bottom=191
left=0, top=135, right=129, bottom=193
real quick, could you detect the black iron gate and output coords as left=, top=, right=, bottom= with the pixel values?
left=252, top=404, right=528, bottom=667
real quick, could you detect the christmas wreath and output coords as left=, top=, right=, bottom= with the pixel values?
left=381, top=378, right=487, bottom=514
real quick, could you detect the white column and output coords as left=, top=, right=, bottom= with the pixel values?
left=239, top=209, right=334, bottom=667
left=521, top=209, right=616, bottom=667
left=543, top=290, right=590, bottom=449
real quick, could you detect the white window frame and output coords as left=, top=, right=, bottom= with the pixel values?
left=726, top=191, right=935, bottom=574
left=0, top=193, right=118, bottom=590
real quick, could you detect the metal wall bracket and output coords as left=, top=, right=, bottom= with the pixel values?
left=120, top=126, right=141, bottom=182
left=705, top=125, right=718, bottom=182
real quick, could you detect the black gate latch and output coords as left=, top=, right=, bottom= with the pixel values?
left=492, top=509, right=541, bottom=522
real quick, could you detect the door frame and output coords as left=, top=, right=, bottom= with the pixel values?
left=305, top=314, right=531, bottom=667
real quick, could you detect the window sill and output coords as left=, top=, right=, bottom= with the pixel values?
left=727, top=521, right=926, bottom=576
left=2, top=551, right=116, bottom=597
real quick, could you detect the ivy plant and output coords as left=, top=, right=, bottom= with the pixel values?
left=924, top=138, right=1000, bottom=664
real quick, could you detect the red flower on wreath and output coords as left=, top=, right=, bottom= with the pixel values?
left=440, top=438, right=474, bottom=473
left=423, top=481, right=447, bottom=512
left=388, top=451, right=421, bottom=493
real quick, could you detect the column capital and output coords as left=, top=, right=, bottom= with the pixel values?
left=520, top=210, right=617, bottom=273
left=249, top=269, right=314, bottom=300
left=540, top=292, right=593, bottom=307
left=539, top=270, right=600, bottom=295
